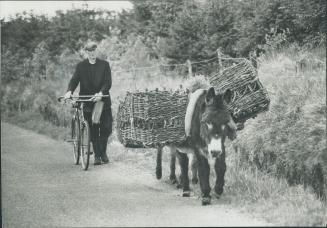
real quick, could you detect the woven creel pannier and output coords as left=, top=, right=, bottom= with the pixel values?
left=117, top=59, right=270, bottom=148
left=209, top=59, right=270, bottom=122
left=117, top=89, right=189, bottom=148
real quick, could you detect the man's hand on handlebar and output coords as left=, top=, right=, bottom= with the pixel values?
left=59, top=93, right=107, bottom=103
left=64, top=91, right=72, bottom=101
left=91, top=92, right=103, bottom=102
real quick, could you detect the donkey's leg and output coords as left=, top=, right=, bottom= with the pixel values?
left=169, top=148, right=178, bottom=184
left=156, top=146, right=163, bottom=179
left=191, top=155, right=198, bottom=184
left=214, top=152, right=226, bottom=198
left=176, top=150, right=190, bottom=197
left=196, top=152, right=211, bottom=205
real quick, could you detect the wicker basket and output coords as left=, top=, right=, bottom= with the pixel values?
left=117, top=59, right=269, bottom=148
left=117, top=89, right=189, bottom=148
left=209, top=59, right=270, bottom=122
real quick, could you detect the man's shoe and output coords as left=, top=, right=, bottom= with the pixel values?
left=101, top=154, right=109, bottom=164
left=94, top=157, right=101, bottom=165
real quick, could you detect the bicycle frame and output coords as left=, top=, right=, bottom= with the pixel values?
left=58, top=95, right=109, bottom=170
left=72, top=100, right=87, bottom=124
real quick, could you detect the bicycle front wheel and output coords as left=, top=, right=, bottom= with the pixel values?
left=71, top=117, right=80, bottom=165
left=80, top=120, right=91, bottom=170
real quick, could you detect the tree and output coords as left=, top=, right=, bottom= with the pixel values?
left=130, top=1, right=185, bottom=57
left=1, top=12, right=50, bottom=58
left=202, top=0, right=239, bottom=56
left=163, top=2, right=207, bottom=62
left=45, top=8, right=114, bottom=56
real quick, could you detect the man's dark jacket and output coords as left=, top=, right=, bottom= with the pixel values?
left=67, top=58, right=112, bottom=112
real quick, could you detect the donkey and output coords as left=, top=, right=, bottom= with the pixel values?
left=156, top=87, right=237, bottom=205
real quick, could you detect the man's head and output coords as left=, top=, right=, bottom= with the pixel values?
left=84, top=41, right=98, bottom=63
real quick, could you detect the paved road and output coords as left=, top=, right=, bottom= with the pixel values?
left=1, top=122, right=272, bottom=227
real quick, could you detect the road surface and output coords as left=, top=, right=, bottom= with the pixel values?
left=1, top=122, right=272, bottom=227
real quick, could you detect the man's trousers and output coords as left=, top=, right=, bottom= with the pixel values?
left=83, top=108, right=113, bottom=159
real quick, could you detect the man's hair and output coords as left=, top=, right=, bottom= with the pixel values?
left=84, top=41, right=97, bottom=51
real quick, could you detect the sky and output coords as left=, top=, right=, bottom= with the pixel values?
left=0, top=1, right=133, bottom=20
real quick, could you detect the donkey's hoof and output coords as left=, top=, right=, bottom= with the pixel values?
left=156, top=169, right=162, bottom=180
left=170, top=179, right=177, bottom=185
left=169, top=176, right=177, bottom=184
left=212, top=191, right=221, bottom=199
left=191, top=178, right=198, bottom=185
left=201, top=196, right=211, bottom=206
left=214, top=186, right=224, bottom=197
left=182, top=190, right=190, bottom=197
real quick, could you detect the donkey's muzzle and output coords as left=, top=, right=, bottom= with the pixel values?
left=210, top=150, right=221, bottom=158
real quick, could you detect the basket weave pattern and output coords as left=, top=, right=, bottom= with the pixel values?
left=209, top=59, right=270, bottom=122
left=117, top=59, right=270, bottom=148
left=117, top=90, right=188, bottom=147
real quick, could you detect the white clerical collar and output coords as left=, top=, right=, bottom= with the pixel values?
left=88, top=59, right=96, bottom=64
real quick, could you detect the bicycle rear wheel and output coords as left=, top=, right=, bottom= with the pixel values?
left=71, top=117, right=80, bottom=165
left=80, top=120, right=91, bottom=170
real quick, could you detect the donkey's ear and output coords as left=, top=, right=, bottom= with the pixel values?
left=223, top=89, right=233, bottom=104
left=205, top=87, right=215, bottom=105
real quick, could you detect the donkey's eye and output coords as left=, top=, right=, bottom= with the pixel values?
left=221, top=125, right=226, bottom=131
left=206, top=122, right=214, bottom=131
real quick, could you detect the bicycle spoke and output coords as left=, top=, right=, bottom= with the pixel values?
left=71, top=117, right=80, bottom=165
left=80, top=121, right=90, bottom=170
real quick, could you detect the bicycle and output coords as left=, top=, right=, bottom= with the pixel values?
left=58, top=95, right=108, bottom=170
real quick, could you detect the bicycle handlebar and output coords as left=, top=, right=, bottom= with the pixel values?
left=57, top=95, right=109, bottom=102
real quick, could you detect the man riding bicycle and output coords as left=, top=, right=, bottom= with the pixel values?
left=64, top=41, right=112, bottom=165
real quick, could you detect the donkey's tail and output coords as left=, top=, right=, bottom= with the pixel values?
left=156, top=146, right=163, bottom=179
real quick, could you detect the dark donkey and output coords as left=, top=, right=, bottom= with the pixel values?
left=156, top=87, right=237, bottom=205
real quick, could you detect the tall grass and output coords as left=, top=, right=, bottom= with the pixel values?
left=224, top=148, right=327, bottom=226
left=233, top=47, right=326, bottom=201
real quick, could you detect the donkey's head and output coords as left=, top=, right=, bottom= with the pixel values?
left=198, top=87, right=237, bottom=158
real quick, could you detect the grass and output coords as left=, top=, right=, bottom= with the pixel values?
left=225, top=148, right=327, bottom=226
left=234, top=46, right=326, bottom=198
left=1, top=111, right=68, bottom=141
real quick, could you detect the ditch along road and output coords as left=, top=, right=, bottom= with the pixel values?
left=1, top=122, right=272, bottom=227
